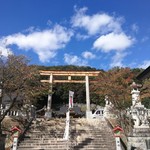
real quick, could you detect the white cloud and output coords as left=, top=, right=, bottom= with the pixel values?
left=82, top=51, right=96, bottom=59
left=0, top=45, right=13, bottom=57
left=141, top=36, right=149, bottom=42
left=47, top=20, right=52, bottom=26
left=64, top=53, right=88, bottom=66
left=23, top=26, right=38, bottom=33
left=71, top=7, right=122, bottom=35
left=71, top=7, right=135, bottom=68
left=76, top=33, right=89, bottom=40
left=0, top=25, right=73, bottom=62
left=110, top=52, right=127, bottom=68
left=138, top=60, right=150, bottom=69
left=93, top=32, right=134, bottom=52
left=131, top=24, right=139, bottom=33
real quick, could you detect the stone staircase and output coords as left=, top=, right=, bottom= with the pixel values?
left=18, top=118, right=116, bottom=150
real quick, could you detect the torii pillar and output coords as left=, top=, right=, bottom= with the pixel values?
left=85, top=75, right=92, bottom=118
left=44, top=73, right=53, bottom=118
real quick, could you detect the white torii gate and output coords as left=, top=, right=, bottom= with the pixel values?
left=40, top=70, right=100, bottom=119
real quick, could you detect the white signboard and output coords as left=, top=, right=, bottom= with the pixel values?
left=69, top=91, right=74, bottom=109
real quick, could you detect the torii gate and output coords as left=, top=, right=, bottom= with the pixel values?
left=40, top=70, right=100, bottom=119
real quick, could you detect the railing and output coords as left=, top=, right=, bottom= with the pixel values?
left=0, top=104, right=38, bottom=118
left=18, top=117, right=34, bottom=142
left=105, top=117, right=128, bottom=150
left=0, top=106, right=20, bottom=117
left=0, top=109, right=19, bottom=116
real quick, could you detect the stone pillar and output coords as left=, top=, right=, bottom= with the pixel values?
left=85, top=75, right=92, bottom=118
left=115, top=137, right=121, bottom=150
left=45, top=73, right=53, bottom=119
left=31, top=105, right=36, bottom=119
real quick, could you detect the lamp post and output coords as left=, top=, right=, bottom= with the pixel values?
left=113, top=125, right=123, bottom=150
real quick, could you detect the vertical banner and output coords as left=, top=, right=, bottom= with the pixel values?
left=69, top=91, right=74, bottom=109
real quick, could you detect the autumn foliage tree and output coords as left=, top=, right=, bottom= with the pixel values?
left=93, top=67, right=134, bottom=109
left=140, top=78, right=150, bottom=99
left=0, top=54, right=45, bottom=133
left=138, top=77, right=150, bottom=108
left=92, top=67, right=137, bottom=132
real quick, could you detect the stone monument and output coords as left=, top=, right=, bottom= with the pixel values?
left=130, top=82, right=148, bottom=128
left=128, top=82, right=150, bottom=150
left=103, top=95, right=115, bottom=118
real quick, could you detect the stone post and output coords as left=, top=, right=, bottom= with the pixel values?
left=85, top=75, right=92, bottom=118
left=63, top=111, right=70, bottom=140
left=115, top=137, right=121, bottom=150
left=113, top=126, right=123, bottom=150
left=11, top=126, right=21, bottom=150
left=31, top=105, right=36, bottom=119
left=45, top=73, right=53, bottom=119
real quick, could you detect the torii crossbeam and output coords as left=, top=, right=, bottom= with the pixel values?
left=40, top=70, right=100, bottom=119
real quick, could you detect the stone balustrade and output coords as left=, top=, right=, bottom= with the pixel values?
left=0, top=104, right=37, bottom=119
left=0, top=107, right=20, bottom=117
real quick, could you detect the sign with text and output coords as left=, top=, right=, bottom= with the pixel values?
left=69, top=91, right=74, bottom=109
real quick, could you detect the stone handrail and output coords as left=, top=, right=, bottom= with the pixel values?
left=105, top=117, right=128, bottom=150
left=18, top=117, right=34, bottom=142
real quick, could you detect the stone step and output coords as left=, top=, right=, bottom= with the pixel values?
left=18, top=147, right=66, bottom=150
left=22, top=137, right=114, bottom=141
left=20, top=140, right=68, bottom=143
left=19, top=142, right=115, bottom=147
left=25, top=134, right=106, bottom=137
left=18, top=144, right=115, bottom=149
left=18, top=146, right=115, bottom=150
left=18, top=146, right=70, bottom=149
left=23, top=137, right=114, bottom=141
left=26, top=130, right=113, bottom=134
left=18, top=118, right=116, bottom=150
left=18, top=148, right=115, bottom=150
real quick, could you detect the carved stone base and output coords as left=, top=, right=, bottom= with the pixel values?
left=128, top=128, right=150, bottom=150
left=44, top=111, right=52, bottom=119
left=86, top=111, right=92, bottom=119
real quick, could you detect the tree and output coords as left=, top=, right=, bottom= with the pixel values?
left=92, top=67, right=136, bottom=132
left=140, top=78, right=150, bottom=99
left=138, top=77, right=150, bottom=108
left=0, top=54, right=45, bottom=134
left=93, top=67, right=134, bottom=109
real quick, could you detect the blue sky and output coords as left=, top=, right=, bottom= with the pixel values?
left=0, top=0, right=150, bottom=70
